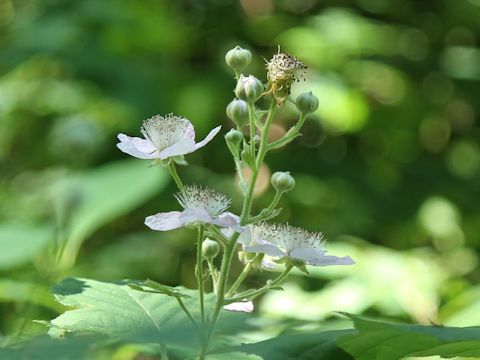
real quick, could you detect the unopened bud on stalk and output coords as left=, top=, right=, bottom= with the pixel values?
left=235, top=75, right=263, bottom=103
left=295, top=92, right=319, bottom=114
left=271, top=171, right=295, bottom=193
left=225, top=129, right=243, bottom=148
left=226, top=99, right=249, bottom=128
left=225, top=46, right=252, bottom=72
left=202, top=238, right=220, bottom=260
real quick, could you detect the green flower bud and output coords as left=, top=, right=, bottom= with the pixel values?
left=226, top=99, right=248, bottom=128
left=202, top=238, right=220, bottom=260
left=225, top=129, right=243, bottom=147
left=225, top=46, right=252, bottom=71
left=295, top=91, right=319, bottom=114
left=271, top=171, right=295, bottom=193
left=235, top=75, right=263, bottom=103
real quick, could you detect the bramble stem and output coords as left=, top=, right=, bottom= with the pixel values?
left=200, top=97, right=278, bottom=358
left=225, top=265, right=292, bottom=303
left=207, top=259, right=218, bottom=294
left=196, top=226, right=206, bottom=340
left=241, top=98, right=277, bottom=224
left=247, top=102, right=257, bottom=162
left=226, top=261, right=253, bottom=297
left=268, top=113, right=306, bottom=150
left=167, top=161, right=184, bottom=192
left=200, top=232, right=239, bottom=359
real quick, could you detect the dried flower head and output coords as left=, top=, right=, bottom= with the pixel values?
left=266, top=49, right=307, bottom=103
left=117, top=114, right=221, bottom=160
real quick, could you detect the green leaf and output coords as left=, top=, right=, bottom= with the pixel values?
left=56, top=160, right=168, bottom=269
left=49, top=278, right=248, bottom=357
left=338, top=314, right=480, bottom=360
left=232, top=330, right=354, bottom=360
left=0, top=224, right=52, bottom=270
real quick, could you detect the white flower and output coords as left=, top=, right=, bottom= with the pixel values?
left=117, top=114, right=221, bottom=160
left=241, top=223, right=355, bottom=267
left=224, top=301, right=254, bottom=313
left=145, top=185, right=240, bottom=231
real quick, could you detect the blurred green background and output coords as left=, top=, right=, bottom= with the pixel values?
left=1, top=0, right=480, bottom=349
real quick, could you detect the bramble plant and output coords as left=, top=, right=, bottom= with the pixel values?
left=47, top=46, right=356, bottom=359
left=121, top=45, right=354, bottom=356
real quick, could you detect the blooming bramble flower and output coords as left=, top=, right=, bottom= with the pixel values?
left=145, top=185, right=240, bottom=231
left=241, top=223, right=354, bottom=267
left=266, top=51, right=307, bottom=102
left=224, top=301, right=254, bottom=313
left=117, top=114, right=221, bottom=160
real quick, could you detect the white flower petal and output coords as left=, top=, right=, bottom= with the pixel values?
left=213, top=212, right=242, bottom=231
left=145, top=211, right=184, bottom=231
left=237, top=226, right=252, bottom=245
left=224, top=301, right=254, bottom=313
left=261, top=258, right=276, bottom=270
left=244, top=244, right=285, bottom=258
left=179, top=208, right=213, bottom=225
left=290, top=247, right=327, bottom=262
left=306, top=255, right=355, bottom=267
left=116, top=134, right=157, bottom=159
left=158, top=138, right=197, bottom=159
left=194, top=126, right=222, bottom=150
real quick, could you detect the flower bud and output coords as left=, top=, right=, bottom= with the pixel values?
left=271, top=171, right=295, bottom=193
left=226, top=99, right=248, bottom=128
left=225, top=46, right=252, bottom=71
left=295, top=92, right=319, bottom=114
left=202, top=238, right=220, bottom=260
left=235, top=75, right=263, bottom=103
left=225, top=129, right=243, bottom=147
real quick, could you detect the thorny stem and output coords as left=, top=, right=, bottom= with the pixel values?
left=268, top=113, right=306, bottom=150
left=240, top=98, right=277, bottom=225
left=167, top=161, right=184, bottom=192
left=160, top=343, right=169, bottom=360
left=226, top=261, right=254, bottom=298
left=196, top=226, right=206, bottom=334
left=201, top=97, right=278, bottom=357
left=207, top=259, right=218, bottom=294
left=226, top=265, right=293, bottom=303
left=201, top=232, right=239, bottom=359
left=247, top=102, right=257, bottom=162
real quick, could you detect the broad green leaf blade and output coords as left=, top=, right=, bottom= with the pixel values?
left=235, top=330, right=354, bottom=360
left=56, top=160, right=168, bottom=269
left=0, top=224, right=52, bottom=270
left=338, top=314, right=480, bottom=360
left=50, top=278, right=198, bottom=344
left=49, top=278, right=248, bottom=357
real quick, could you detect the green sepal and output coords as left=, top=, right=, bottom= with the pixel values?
left=172, top=155, right=188, bottom=166
left=241, top=145, right=256, bottom=170
left=284, top=258, right=309, bottom=275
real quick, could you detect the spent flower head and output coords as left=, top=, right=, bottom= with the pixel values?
left=145, top=185, right=240, bottom=231
left=117, top=114, right=221, bottom=161
left=241, top=222, right=354, bottom=267
left=266, top=50, right=307, bottom=103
